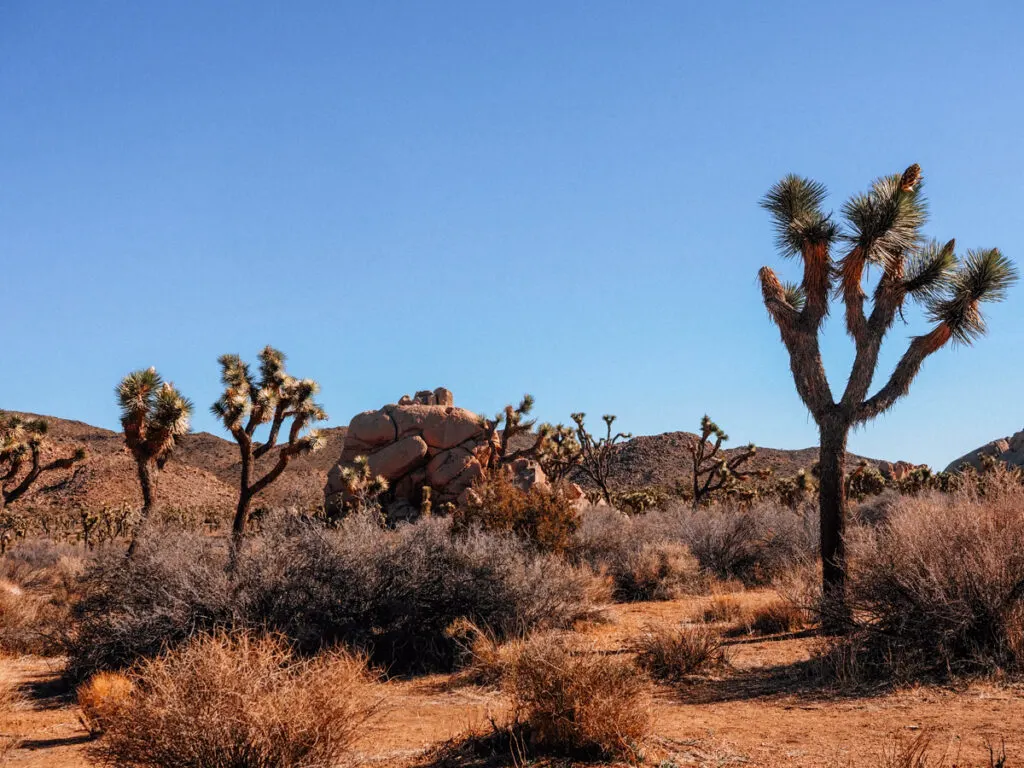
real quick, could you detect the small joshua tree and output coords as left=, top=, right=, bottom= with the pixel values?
left=570, top=412, right=630, bottom=505
left=211, top=346, right=326, bottom=542
left=481, top=394, right=546, bottom=469
left=0, top=411, right=86, bottom=512
left=536, top=422, right=583, bottom=483
left=117, top=369, right=193, bottom=555
left=759, top=163, right=1017, bottom=622
left=688, top=414, right=759, bottom=507
left=334, top=455, right=389, bottom=519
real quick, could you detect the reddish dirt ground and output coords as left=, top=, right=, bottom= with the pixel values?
left=2, top=592, right=1021, bottom=767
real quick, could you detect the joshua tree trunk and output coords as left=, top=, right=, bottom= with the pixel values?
left=818, top=418, right=849, bottom=626
left=232, top=448, right=254, bottom=542
left=127, top=461, right=155, bottom=557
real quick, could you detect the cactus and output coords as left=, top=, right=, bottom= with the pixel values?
left=759, top=164, right=1017, bottom=621
left=211, top=346, right=327, bottom=543
left=116, top=368, right=193, bottom=556
left=688, top=414, right=760, bottom=507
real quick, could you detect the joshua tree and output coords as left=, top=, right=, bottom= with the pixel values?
left=116, top=369, right=193, bottom=555
left=211, top=346, right=326, bottom=543
left=687, top=414, right=759, bottom=507
left=536, top=422, right=583, bottom=483
left=759, top=163, right=1016, bottom=622
left=481, top=394, right=546, bottom=469
left=570, top=412, right=630, bottom=505
left=0, top=411, right=86, bottom=512
left=333, top=455, right=389, bottom=519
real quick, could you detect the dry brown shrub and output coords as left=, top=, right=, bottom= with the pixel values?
left=77, top=671, right=133, bottom=736
left=89, top=631, right=382, bottom=768
left=452, top=471, right=580, bottom=554
left=445, top=618, right=528, bottom=688
left=502, top=634, right=652, bottom=760
left=0, top=545, right=83, bottom=656
left=569, top=506, right=704, bottom=602
left=823, top=478, right=1024, bottom=681
left=631, top=623, right=729, bottom=681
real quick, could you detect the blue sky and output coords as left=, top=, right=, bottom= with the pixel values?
left=2, top=1, right=1021, bottom=469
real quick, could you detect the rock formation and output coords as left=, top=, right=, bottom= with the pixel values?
left=325, top=388, right=501, bottom=519
left=944, top=429, right=1024, bottom=472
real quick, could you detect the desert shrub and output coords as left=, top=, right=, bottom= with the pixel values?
left=671, top=501, right=816, bottom=585
left=66, top=532, right=235, bottom=681
left=89, top=631, right=380, bottom=768
left=69, top=515, right=601, bottom=678
left=852, top=488, right=904, bottom=526
left=569, top=506, right=702, bottom=601
left=502, top=634, right=651, bottom=760
left=77, top=671, right=133, bottom=736
left=452, top=471, right=580, bottom=554
left=0, top=540, right=85, bottom=655
left=445, top=618, right=540, bottom=688
left=824, top=483, right=1024, bottom=681
left=236, top=514, right=601, bottom=671
left=631, top=624, right=728, bottom=681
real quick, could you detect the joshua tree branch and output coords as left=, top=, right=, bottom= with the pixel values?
left=760, top=267, right=834, bottom=419
left=856, top=324, right=951, bottom=423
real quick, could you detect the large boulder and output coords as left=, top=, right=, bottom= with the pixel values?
left=944, top=429, right=1024, bottom=472
left=325, top=389, right=499, bottom=518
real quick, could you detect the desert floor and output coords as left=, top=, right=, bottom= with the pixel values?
left=2, top=590, right=1021, bottom=768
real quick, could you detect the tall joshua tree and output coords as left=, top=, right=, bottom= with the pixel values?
left=759, top=163, right=1016, bottom=622
left=117, top=369, right=193, bottom=555
left=0, top=412, right=86, bottom=512
left=211, top=346, right=326, bottom=543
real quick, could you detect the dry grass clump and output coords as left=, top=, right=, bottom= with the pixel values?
left=89, top=631, right=381, bottom=768
left=570, top=506, right=703, bottom=601
left=879, top=729, right=1007, bottom=768
left=743, top=597, right=809, bottom=636
left=0, top=541, right=84, bottom=655
left=77, top=671, right=133, bottom=736
left=631, top=623, right=729, bottom=681
left=823, top=477, right=1024, bottom=682
left=445, top=619, right=528, bottom=688
left=700, top=592, right=750, bottom=624
left=501, top=634, right=652, bottom=761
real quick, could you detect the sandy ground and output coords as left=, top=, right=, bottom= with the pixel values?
left=2, top=592, right=1021, bottom=767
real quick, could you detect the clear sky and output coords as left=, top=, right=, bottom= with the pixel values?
left=3, top=1, right=1021, bottom=469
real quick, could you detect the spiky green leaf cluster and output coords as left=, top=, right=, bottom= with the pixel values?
left=211, top=346, right=327, bottom=433
left=781, top=281, right=806, bottom=311
left=903, top=239, right=957, bottom=302
left=116, top=368, right=193, bottom=463
left=842, top=172, right=928, bottom=269
left=926, top=248, right=1019, bottom=344
left=760, top=175, right=838, bottom=257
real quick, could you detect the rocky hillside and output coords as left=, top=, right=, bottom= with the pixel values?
left=4, top=411, right=901, bottom=514
left=604, top=431, right=888, bottom=491
left=3, top=411, right=346, bottom=516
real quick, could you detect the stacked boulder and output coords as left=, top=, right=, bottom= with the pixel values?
left=944, top=429, right=1024, bottom=473
left=325, top=388, right=500, bottom=519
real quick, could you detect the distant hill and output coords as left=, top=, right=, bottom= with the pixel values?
left=3, top=411, right=346, bottom=515
left=4, top=411, right=897, bottom=513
